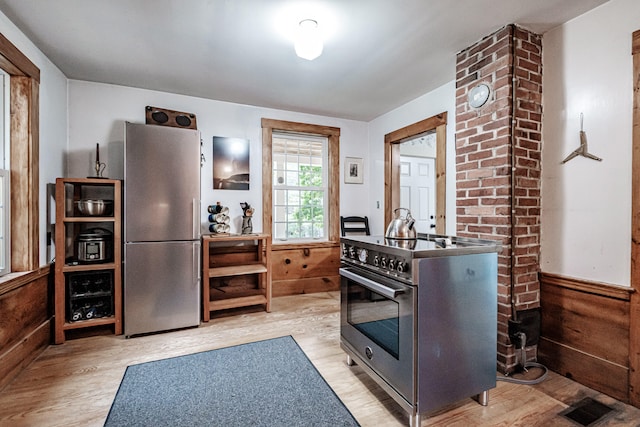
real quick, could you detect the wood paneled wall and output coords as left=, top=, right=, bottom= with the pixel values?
left=539, top=272, right=632, bottom=402
left=271, top=243, right=340, bottom=296
left=0, top=267, right=51, bottom=391
left=629, top=27, right=640, bottom=407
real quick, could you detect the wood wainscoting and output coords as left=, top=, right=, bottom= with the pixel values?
left=271, top=243, right=340, bottom=297
left=539, top=272, right=633, bottom=402
left=0, top=266, right=52, bottom=391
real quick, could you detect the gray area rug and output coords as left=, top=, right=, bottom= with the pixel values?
left=104, top=335, right=360, bottom=426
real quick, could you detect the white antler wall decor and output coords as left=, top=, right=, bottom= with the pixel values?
left=561, top=113, right=602, bottom=164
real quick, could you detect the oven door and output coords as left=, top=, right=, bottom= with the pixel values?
left=340, top=266, right=415, bottom=403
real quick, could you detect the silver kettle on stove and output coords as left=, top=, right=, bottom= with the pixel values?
left=385, top=208, right=417, bottom=240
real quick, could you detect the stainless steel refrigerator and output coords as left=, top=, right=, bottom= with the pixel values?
left=124, top=122, right=201, bottom=337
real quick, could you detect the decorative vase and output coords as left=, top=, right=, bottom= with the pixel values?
left=241, top=216, right=253, bottom=234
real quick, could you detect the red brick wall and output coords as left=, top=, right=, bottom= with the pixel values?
left=455, top=24, right=542, bottom=372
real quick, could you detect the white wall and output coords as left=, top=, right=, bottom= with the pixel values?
left=0, top=11, right=68, bottom=266
left=541, top=0, right=640, bottom=286
left=367, top=81, right=457, bottom=235
left=67, top=80, right=369, bottom=234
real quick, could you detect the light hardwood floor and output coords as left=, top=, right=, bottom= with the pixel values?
left=1, top=291, right=640, bottom=426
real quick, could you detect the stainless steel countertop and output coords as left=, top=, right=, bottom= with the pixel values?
left=340, top=233, right=501, bottom=258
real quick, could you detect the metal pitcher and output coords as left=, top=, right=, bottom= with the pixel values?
left=385, top=208, right=417, bottom=240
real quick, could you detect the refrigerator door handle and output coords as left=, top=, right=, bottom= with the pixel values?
left=193, top=243, right=201, bottom=285
left=193, top=198, right=200, bottom=240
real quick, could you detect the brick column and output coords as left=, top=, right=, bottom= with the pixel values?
left=455, top=24, right=542, bottom=373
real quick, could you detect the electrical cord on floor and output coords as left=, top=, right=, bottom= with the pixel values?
left=497, top=362, right=548, bottom=384
left=497, top=331, right=549, bottom=385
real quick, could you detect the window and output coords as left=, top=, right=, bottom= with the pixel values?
left=0, top=33, right=41, bottom=274
left=261, top=119, right=340, bottom=245
left=272, top=132, right=328, bottom=241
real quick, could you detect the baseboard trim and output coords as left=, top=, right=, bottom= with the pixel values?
left=273, top=276, right=339, bottom=297
left=540, top=272, right=633, bottom=300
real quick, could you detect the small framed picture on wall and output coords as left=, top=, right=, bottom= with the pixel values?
left=344, top=157, right=363, bottom=184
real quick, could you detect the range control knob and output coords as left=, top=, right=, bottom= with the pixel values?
left=373, top=255, right=380, bottom=266
left=380, top=257, right=387, bottom=269
left=341, top=244, right=348, bottom=257
left=358, top=249, right=368, bottom=263
left=397, top=261, right=406, bottom=273
left=388, top=259, right=396, bottom=271
left=348, top=246, right=356, bottom=258
left=365, top=346, right=373, bottom=359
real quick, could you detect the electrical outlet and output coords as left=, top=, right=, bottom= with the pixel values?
left=508, top=307, right=541, bottom=348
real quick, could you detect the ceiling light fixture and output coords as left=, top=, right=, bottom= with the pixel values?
left=295, top=19, right=323, bottom=60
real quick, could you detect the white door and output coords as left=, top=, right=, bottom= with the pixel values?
left=399, top=156, right=435, bottom=234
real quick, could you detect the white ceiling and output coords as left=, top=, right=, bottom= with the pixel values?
left=0, top=0, right=609, bottom=121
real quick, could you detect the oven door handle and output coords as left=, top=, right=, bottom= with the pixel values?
left=339, top=267, right=405, bottom=299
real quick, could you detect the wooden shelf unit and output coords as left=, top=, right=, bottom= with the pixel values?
left=54, top=178, right=122, bottom=344
left=202, top=233, right=271, bottom=321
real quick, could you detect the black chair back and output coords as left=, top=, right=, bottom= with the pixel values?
left=340, top=216, right=370, bottom=236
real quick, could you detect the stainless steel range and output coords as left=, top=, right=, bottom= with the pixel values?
left=340, top=233, right=500, bottom=427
